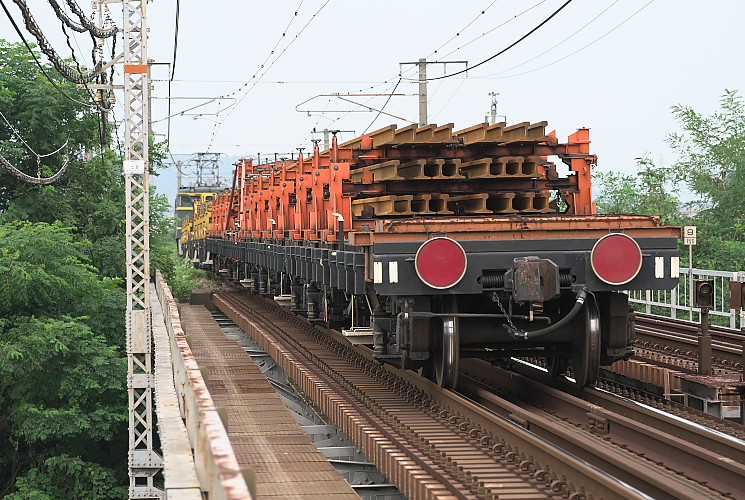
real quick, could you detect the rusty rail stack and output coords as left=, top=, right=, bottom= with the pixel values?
left=201, top=121, right=597, bottom=243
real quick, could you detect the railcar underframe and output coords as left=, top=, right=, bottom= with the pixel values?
left=187, top=221, right=679, bottom=388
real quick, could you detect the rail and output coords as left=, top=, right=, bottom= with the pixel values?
left=629, top=267, right=745, bottom=329
left=153, top=271, right=252, bottom=500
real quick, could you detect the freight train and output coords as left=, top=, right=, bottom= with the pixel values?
left=181, top=121, right=681, bottom=388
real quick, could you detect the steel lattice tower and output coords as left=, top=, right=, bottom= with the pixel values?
left=121, top=0, right=162, bottom=496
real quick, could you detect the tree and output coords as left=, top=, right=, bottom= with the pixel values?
left=0, top=39, right=172, bottom=498
left=668, top=89, right=745, bottom=270
left=594, top=155, right=681, bottom=224
left=0, top=224, right=127, bottom=497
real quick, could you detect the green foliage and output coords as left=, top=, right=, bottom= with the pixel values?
left=595, top=155, right=681, bottom=224
left=0, top=41, right=99, bottom=212
left=166, top=254, right=218, bottom=301
left=0, top=221, right=125, bottom=342
left=6, top=455, right=127, bottom=500
left=0, top=39, right=160, bottom=497
left=666, top=90, right=745, bottom=270
left=0, top=317, right=126, bottom=444
left=0, top=223, right=127, bottom=496
left=596, top=90, right=745, bottom=272
left=669, top=89, right=745, bottom=245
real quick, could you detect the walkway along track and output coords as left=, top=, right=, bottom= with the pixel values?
left=213, top=290, right=737, bottom=499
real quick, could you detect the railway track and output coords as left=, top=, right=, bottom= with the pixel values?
left=211, top=289, right=743, bottom=499
left=635, top=314, right=744, bottom=371
left=460, top=359, right=745, bottom=498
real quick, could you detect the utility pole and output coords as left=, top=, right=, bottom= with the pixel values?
left=120, top=0, right=162, bottom=497
left=400, top=59, right=468, bottom=126
left=417, top=59, right=426, bottom=127
left=318, top=128, right=355, bottom=150
left=87, top=2, right=160, bottom=495
left=488, top=92, right=506, bottom=125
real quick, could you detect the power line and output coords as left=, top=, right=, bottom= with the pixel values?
left=0, top=151, right=71, bottom=185
left=58, top=0, right=117, bottom=38
left=319, top=0, right=549, bottom=129
left=0, top=109, right=69, bottom=158
left=480, top=0, right=618, bottom=77
left=168, top=0, right=181, bottom=149
left=481, top=0, right=655, bottom=80
left=426, top=0, right=501, bottom=59
left=431, top=0, right=549, bottom=63
left=0, top=0, right=96, bottom=108
left=363, top=78, right=402, bottom=134
left=413, top=0, right=575, bottom=82
left=206, top=0, right=331, bottom=151
left=171, top=0, right=180, bottom=81
left=55, top=6, right=115, bottom=114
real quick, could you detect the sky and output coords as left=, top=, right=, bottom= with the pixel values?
left=1, top=0, right=744, bottom=205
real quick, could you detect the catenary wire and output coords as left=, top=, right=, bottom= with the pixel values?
left=60, top=0, right=116, bottom=38
left=168, top=0, right=181, bottom=149
left=425, top=0, right=501, bottom=59
left=480, top=0, right=618, bottom=77
left=363, top=78, right=402, bottom=134
left=305, top=0, right=551, bottom=137
left=413, top=0, right=575, bottom=82
left=0, top=109, right=69, bottom=158
left=0, top=151, right=71, bottom=184
left=206, top=0, right=331, bottom=151
left=171, top=0, right=180, bottom=82
left=481, top=0, right=655, bottom=79
left=431, top=0, right=549, bottom=63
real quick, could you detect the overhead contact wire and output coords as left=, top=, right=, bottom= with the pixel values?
left=419, top=0, right=575, bottom=82
left=207, top=0, right=331, bottom=151
left=487, top=0, right=655, bottom=79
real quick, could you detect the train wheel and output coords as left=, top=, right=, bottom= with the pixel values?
left=571, top=296, right=601, bottom=387
left=433, top=296, right=459, bottom=389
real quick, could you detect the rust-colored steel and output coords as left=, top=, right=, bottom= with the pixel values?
left=214, top=291, right=656, bottom=500
left=179, top=304, right=359, bottom=499
left=198, top=120, right=626, bottom=246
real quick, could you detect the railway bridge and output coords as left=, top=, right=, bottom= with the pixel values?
left=145, top=267, right=745, bottom=500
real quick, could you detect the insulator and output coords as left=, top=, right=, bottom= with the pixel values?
left=481, top=271, right=505, bottom=288
left=108, top=91, right=116, bottom=104
left=94, top=89, right=103, bottom=102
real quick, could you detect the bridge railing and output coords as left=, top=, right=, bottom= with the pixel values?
left=628, top=268, right=745, bottom=329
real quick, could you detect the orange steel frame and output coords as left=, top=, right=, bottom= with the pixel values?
left=207, top=127, right=608, bottom=245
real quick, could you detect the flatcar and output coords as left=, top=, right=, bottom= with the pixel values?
left=174, top=186, right=223, bottom=253
left=181, top=121, right=681, bottom=388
